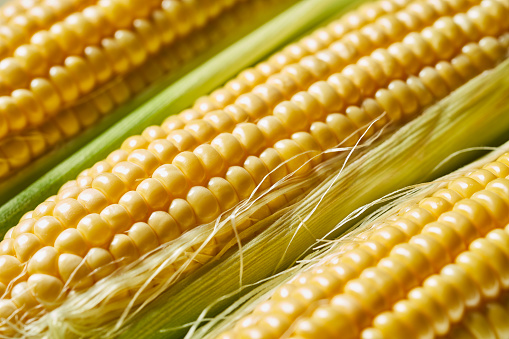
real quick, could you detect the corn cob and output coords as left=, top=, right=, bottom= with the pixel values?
left=0, top=0, right=289, bottom=179
left=0, top=0, right=417, bottom=179
left=0, top=0, right=254, bottom=179
left=2, top=0, right=509, bottom=333
left=215, top=149, right=509, bottom=339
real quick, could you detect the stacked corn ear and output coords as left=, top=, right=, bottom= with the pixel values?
left=216, top=144, right=509, bottom=339
left=0, top=0, right=279, bottom=180
left=1, top=0, right=509, bottom=336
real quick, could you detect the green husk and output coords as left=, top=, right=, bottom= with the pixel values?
left=118, top=58, right=509, bottom=339
left=0, top=0, right=367, bottom=229
left=0, top=0, right=295, bottom=207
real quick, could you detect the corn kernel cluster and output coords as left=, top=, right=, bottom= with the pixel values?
left=0, top=0, right=508, bottom=333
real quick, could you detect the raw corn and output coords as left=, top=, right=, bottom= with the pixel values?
left=0, top=0, right=290, bottom=179
left=447, top=294, right=509, bottom=338
left=1, top=0, right=509, bottom=334
left=0, top=0, right=256, bottom=179
left=217, top=150, right=509, bottom=339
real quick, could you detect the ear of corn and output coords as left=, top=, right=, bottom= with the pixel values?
left=0, top=0, right=299, bottom=203
left=0, top=0, right=299, bottom=206
left=212, top=138, right=509, bottom=339
left=181, top=56, right=509, bottom=339
left=1, top=0, right=509, bottom=337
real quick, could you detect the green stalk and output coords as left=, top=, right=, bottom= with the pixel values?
left=0, top=0, right=294, bottom=207
left=0, top=0, right=362, bottom=230
left=120, top=59, right=509, bottom=339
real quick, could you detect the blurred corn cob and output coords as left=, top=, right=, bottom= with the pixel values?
left=1, top=0, right=509, bottom=337
left=0, top=0, right=280, bottom=180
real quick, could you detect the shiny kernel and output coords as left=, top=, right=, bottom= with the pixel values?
left=252, top=84, right=284, bottom=109
left=14, top=233, right=42, bottom=262
left=58, top=253, right=94, bottom=289
left=169, top=198, right=196, bottom=233
left=0, top=255, right=22, bottom=284
left=203, top=110, right=236, bottom=132
left=77, top=188, right=109, bottom=214
left=300, top=56, right=330, bottom=79
left=112, top=161, right=147, bottom=189
left=119, top=191, right=149, bottom=222
left=281, top=64, right=314, bottom=89
left=148, top=139, right=179, bottom=164
left=456, top=251, right=500, bottom=299
left=232, top=123, right=267, bottom=155
left=127, top=149, right=160, bottom=175
left=328, top=73, right=361, bottom=106
left=453, top=199, right=494, bottom=235
left=470, top=237, right=509, bottom=288
left=12, top=89, right=44, bottom=125
left=274, top=139, right=311, bottom=176
left=173, top=151, right=207, bottom=186
left=33, top=200, right=56, bottom=219
left=187, top=186, right=221, bottom=224
left=194, top=144, right=226, bottom=179
left=128, top=222, right=159, bottom=255
left=27, top=273, right=63, bottom=304
left=33, top=216, right=64, bottom=246
left=257, top=115, right=288, bottom=145
left=0, top=57, right=29, bottom=89
left=142, top=126, right=167, bottom=142
left=49, top=66, right=79, bottom=103
left=85, top=247, right=116, bottom=280
left=77, top=214, right=113, bottom=248
left=54, top=228, right=88, bottom=257
left=109, top=234, right=139, bottom=265
left=292, top=132, right=322, bottom=167
left=64, top=56, right=96, bottom=94
left=92, top=173, right=128, bottom=203
left=326, top=113, right=359, bottom=147
left=167, top=129, right=197, bottom=151
left=27, top=246, right=59, bottom=277
left=266, top=74, right=299, bottom=99
left=375, top=88, right=402, bottom=122
left=387, top=80, right=419, bottom=116
left=0, top=239, right=14, bottom=256
left=310, top=122, right=339, bottom=152
left=208, top=177, right=240, bottom=212
left=30, top=78, right=62, bottom=115
left=184, top=120, right=216, bottom=144
left=235, top=93, right=268, bottom=120
left=147, top=211, right=180, bottom=244
left=211, top=133, right=246, bottom=166
left=343, top=64, right=376, bottom=97
left=471, top=190, right=509, bottom=227
left=225, top=166, right=256, bottom=201
left=152, top=164, right=188, bottom=198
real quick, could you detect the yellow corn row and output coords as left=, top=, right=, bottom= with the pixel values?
left=0, top=0, right=284, bottom=178
left=0, top=0, right=250, bottom=178
left=1, top=0, right=508, bottom=332
left=216, top=156, right=509, bottom=339
left=0, top=0, right=413, bottom=178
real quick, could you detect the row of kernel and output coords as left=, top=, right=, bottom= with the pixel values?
left=162, top=0, right=472, bottom=135
left=0, top=0, right=260, bottom=178
left=364, top=218, right=509, bottom=338
left=50, top=0, right=485, bottom=196
left=216, top=38, right=509, bottom=339
left=0, top=0, right=97, bottom=61
left=0, top=0, right=241, bottom=139
left=6, top=0, right=500, bottom=242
